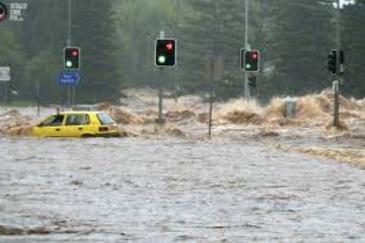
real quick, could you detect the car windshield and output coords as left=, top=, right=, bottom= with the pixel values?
left=96, top=113, right=115, bottom=125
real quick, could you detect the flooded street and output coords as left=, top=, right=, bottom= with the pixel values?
left=1, top=137, right=365, bottom=242
left=1, top=0, right=364, bottom=241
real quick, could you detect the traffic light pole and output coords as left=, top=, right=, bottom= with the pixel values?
left=156, top=31, right=166, bottom=126
left=158, top=67, right=164, bottom=125
left=333, top=0, right=341, bottom=128
left=333, top=80, right=340, bottom=127
left=244, top=0, right=250, bottom=100
left=66, top=0, right=75, bottom=108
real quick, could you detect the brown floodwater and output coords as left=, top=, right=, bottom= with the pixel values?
left=1, top=136, right=365, bottom=242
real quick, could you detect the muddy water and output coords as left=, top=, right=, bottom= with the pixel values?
left=1, top=137, right=365, bottom=242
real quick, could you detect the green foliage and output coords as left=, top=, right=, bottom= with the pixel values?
left=341, top=2, right=365, bottom=97
left=1, top=0, right=364, bottom=104
left=115, top=0, right=177, bottom=87
left=0, top=26, right=25, bottom=96
left=179, top=0, right=247, bottom=97
left=72, top=0, right=123, bottom=103
left=24, top=51, right=62, bottom=102
left=262, top=0, right=335, bottom=97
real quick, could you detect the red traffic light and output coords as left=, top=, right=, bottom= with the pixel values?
left=166, top=42, right=174, bottom=51
left=252, top=52, right=258, bottom=59
left=72, top=50, right=79, bottom=57
left=0, top=2, right=8, bottom=22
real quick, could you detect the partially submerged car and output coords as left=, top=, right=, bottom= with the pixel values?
left=32, top=111, right=120, bottom=137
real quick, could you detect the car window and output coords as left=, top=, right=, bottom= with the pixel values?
left=96, top=113, right=115, bottom=125
left=65, top=114, right=90, bottom=126
left=41, top=115, right=64, bottom=126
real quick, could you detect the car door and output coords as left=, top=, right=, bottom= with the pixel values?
left=64, top=113, right=91, bottom=137
left=35, top=114, right=65, bottom=137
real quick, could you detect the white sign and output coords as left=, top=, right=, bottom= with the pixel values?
left=0, top=67, right=11, bottom=82
left=9, top=3, right=27, bottom=22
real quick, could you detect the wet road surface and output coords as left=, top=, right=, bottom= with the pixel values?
left=1, top=137, right=365, bottom=242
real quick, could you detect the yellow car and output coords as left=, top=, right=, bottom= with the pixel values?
left=32, top=111, right=120, bottom=138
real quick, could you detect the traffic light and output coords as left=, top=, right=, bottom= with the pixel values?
left=244, top=50, right=260, bottom=72
left=155, top=39, right=176, bottom=66
left=248, top=75, right=257, bottom=88
left=339, top=49, right=345, bottom=75
left=327, top=49, right=337, bottom=74
left=64, top=47, right=81, bottom=70
left=240, top=48, right=246, bottom=69
left=0, top=2, right=8, bottom=22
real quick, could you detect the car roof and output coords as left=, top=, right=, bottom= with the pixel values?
left=58, top=111, right=104, bottom=115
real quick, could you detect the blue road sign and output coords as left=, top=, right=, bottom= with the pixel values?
left=58, top=71, right=81, bottom=86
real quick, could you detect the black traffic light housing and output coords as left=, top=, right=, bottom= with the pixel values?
left=155, top=39, right=176, bottom=67
left=0, top=2, right=8, bottom=22
left=240, top=48, right=246, bottom=69
left=64, top=47, right=81, bottom=70
left=339, top=49, right=345, bottom=75
left=327, top=49, right=337, bottom=74
left=248, top=75, right=257, bottom=88
left=244, top=50, right=260, bottom=72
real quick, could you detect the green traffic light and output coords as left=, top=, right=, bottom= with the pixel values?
left=66, top=60, right=73, bottom=68
left=246, top=64, right=251, bottom=69
left=158, top=55, right=166, bottom=64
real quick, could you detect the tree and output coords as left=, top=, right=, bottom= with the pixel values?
left=24, top=52, right=62, bottom=103
left=341, top=2, right=365, bottom=97
left=263, top=0, right=335, bottom=97
left=115, top=0, right=177, bottom=88
left=0, top=26, right=25, bottom=100
left=72, top=0, right=123, bottom=103
left=180, top=0, right=250, bottom=98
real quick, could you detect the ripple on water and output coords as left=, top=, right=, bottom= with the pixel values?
left=0, top=137, right=365, bottom=242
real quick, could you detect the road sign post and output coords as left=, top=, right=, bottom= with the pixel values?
left=58, top=71, right=80, bottom=108
left=0, top=67, right=10, bottom=104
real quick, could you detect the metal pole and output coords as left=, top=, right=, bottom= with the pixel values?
left=72, top=86, right=75, bottom=107
left=244, top=0, right=250, bottom=100
left=4, top=83, right=7, bottom=105
left=333, top=80, right=340, bottom=126
left=157, top=31, right=165, bottom=125
left=36, top=80, right=40, bottom=116
left=208, top=82, right=214, bottom=140
left=333, top=0, right=341, bottom=127
left=66, top=0, right=72, bottom=108
left=67, top=86, right=71, bottom=107
left=174, top=0, right=181, bottom=103
left=67, top=0, right=72, bottom=46
left=158, top=68, right=164, bottom=125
